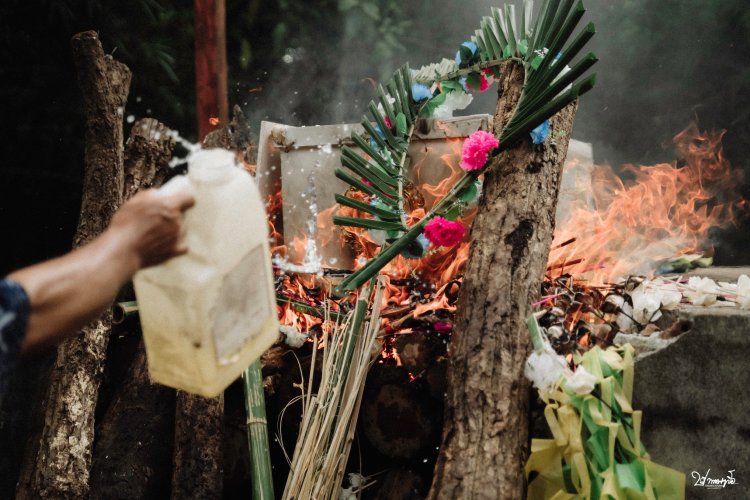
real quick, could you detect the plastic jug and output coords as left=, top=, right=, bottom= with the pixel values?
left=134, top=148, right=279, bottom=397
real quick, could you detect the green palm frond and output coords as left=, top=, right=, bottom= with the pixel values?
left=333, top=64, right=426, bottom=237
left=334, top=0, right=597, bottom=294
left=467, top=0, right=597, bottom=147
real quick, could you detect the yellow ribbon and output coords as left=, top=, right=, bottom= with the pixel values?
left=526, top=344, right=685, bottom=499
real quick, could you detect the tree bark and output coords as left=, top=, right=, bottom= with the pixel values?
left=428, top=60, right=578, bottom=499
left=16, top=31, right=131, bottom=499
left=88, top=118, right=176, bottom=500
left=171, top=393, right=224, bottom=500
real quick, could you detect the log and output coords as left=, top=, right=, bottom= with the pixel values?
left=373, top=468, right=425, bottom=500
left=122, top=118, right=175, bottom=199
left=428, top=60, right=579, bottom=499
left=171, top=393, right=224, bottom=500
left=16, top=31, right=131, bottom=499
left=361, top=364, right=438, bottom=460
left=88, top=118, right=176, bottom=499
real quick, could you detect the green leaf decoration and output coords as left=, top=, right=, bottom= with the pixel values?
left=333, top=64, right=423, bottom=237
left=333, top=0, right=598, bottom=294
left=441, top=204, right=462, bottom=221
left=457, top=180, right=482, bottom=204
left=396, top=112, right=408, bottom=136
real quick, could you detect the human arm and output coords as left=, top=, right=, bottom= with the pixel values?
left=7, top=187, right=194, bottom=353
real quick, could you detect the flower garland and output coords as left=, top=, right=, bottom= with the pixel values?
left=524, top=315, right=685, bottom=499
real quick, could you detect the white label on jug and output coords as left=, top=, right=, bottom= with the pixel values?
left=212, top=244, right=274, bottom=362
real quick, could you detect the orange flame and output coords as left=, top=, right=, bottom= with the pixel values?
left=549, top=124, right=746, bottom=284
left=275, top=134, right=475, bottom=327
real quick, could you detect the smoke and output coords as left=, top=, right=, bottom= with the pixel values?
left=230, top=0, right=750, bottom=263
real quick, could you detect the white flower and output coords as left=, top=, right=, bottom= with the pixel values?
left=347, top=473, right=364, bottom=489
left=525, top=342, right=568, bottom=395
left=684, top=276, right=719, bottom=306
left=433, top=91, right=474, bottom=119
left=735, top=274, right=750, bottom=309
left=280, top=325, right=308, bottom=348
left=629, top=284, right=662, bottom=324
left=565, top=365, right=597, bottom=395
left=340, top=473, right=365, bottom=500
left=616, top=301, right=635, bottom=333
left=376, top=94, right=396, bottom=117
left=340, top=487, right=356, bottom=500
left=652, top=280, right=682, bottom=310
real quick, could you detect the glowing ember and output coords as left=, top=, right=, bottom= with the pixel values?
left=549, top=124, right=747, bottom=284
left=272, top=135, right=474, bottom=335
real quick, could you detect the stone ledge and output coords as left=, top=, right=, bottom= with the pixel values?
left=631, top=304, right=750, bottom=499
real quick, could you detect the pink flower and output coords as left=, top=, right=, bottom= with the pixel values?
left=460, top=130, right=499, bottom=171
left=479, top=73, right=490, bottom=91
left=384, top=117, right=392, bottom=129
left=433, top=321, right=453, bottom=333
left=424, top=216, right=465, bottom=247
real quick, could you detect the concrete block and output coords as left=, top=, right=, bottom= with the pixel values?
left=632, top=305, right=750, bottom=498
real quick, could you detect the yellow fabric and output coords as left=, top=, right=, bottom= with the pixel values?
left=526, top=345, right=685, bottom=499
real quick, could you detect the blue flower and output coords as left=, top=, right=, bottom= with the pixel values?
left=530, top=120, right=550, bottom=145
left=458, top=76, right=469, bottom=92
left=411, top=83, right=432, bottom=102
left=455, top=41, right=478, bottom=65
left=369, top=124, right=387, bottom=150
left=400, top=234, right=430, bottom=259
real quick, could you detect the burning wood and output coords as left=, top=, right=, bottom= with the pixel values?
left=534, top=124, right=749, bottom=358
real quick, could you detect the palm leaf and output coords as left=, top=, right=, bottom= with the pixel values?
left=333, top=63, right=425, bottom=235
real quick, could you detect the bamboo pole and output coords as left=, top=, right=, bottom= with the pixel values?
left=243, top=360, right=275, bottom=500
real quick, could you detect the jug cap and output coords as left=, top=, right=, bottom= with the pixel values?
left=188, top=148, right=236, bottom=183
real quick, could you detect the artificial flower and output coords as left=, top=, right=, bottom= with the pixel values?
left=615, top=301, right=635, bottom=333
left=376, top=94, right=396, bottom=117
left=478, top=73, right=490, bottom=91
left=424, top=216, right=465, bottom=247
left=280, top=325, right=308, bottom=348
left=433, top=321, right=453, bottom=333
left=400, top=233, right=430, bottom=259
left=369, top=117, right=393, bottom=149
left=411, top=83, right=432, bottom=102
left=650, top=279, right=682, bottom=310
left=684, top=276, right=719, bottom=306
left=460, top=130, right=499, bottom=171
left=629, top=283, right=663, bottom=324
left=565, top=365, right=597, bottom=395
left=530, top=120, right=550, bottom=145
left=734, top=274, right=750, bottom=309
left=459, top=73, right=490, bottom=93
left=455, top=40, right=478, bottom=66
left=433, top=90, right=474, bottom=119
left=525, top=341, right=568, bottom=395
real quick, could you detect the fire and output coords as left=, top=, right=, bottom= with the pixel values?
left=549, top=124, right=746, bottom=284
left=273, top=135, right=474, bottom=331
